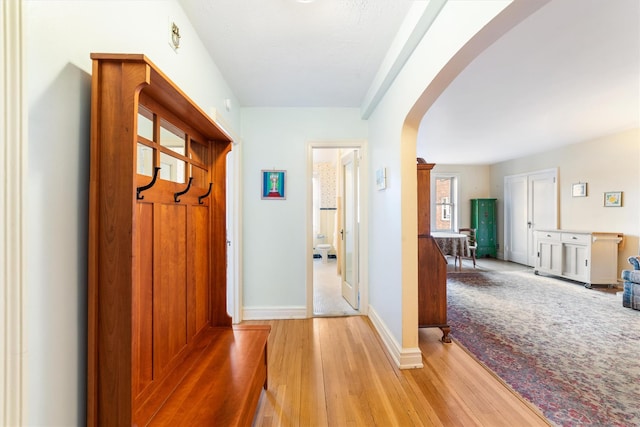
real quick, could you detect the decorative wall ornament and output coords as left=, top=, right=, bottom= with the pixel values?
left=170, top=21, right=181, bottom=51
left=604, top=191, right=622, bottom=207
left=375, top=167, right=386, bottom=190
left=572, top=182, right=587, bottom=197
left=261, top=170, right=286, bottom=200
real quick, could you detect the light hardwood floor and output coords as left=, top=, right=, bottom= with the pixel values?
left=250, top=315, right=550, bottom=426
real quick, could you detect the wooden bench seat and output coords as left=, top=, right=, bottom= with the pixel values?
left=139, top=325, right=270, bottom=426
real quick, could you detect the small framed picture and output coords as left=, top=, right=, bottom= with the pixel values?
left=261, top=170, right=286, bottom=200
left=572, top=182, right=587, bottom=197
left=604, top=191, right=622, bottom=207
left=375, top=167, right=386, bottom=190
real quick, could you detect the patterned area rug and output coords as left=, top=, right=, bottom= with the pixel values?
left=447, top=270, right=640, bottom=427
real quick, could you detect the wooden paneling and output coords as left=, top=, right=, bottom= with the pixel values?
left=193, top=206, right=210, bottom=334
left=89, top=59, right=150, bottom=427
left=154, top=203, right=188, bottom=374
left=418, top=237, right=448, bottom=327
left=134, top=202, right=154, bottom=396
left=210, top=141, right=232, bottom=327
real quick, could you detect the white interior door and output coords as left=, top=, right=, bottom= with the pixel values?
left=505, top=169, right=557, bottom=267
left=341, top=151, right=359, bottom=309
left=527, top=171, right=557, bottom=266
left=504, top=174, right=528, bottom=264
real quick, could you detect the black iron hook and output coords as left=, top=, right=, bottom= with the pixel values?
left=198, top=182, right=213, bottom=205
left=137, top=167, right=161, bottom=200
left=174, top=177, right=193, bottom=202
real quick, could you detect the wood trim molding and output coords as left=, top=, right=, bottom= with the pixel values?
left=368, top=306, right=424, bottom=370
left=242, top=306, right=307, bottom=320
left=1, top=0, right=27, bottom=425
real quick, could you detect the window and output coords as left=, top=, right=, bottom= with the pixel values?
left=440, top=196, right=451, bottom=221
left=135, top=101, right=210, bottom=188
left=433, top=175, right=458, bottom=232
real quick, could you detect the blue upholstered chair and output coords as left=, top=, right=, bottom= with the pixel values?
left=621, top=256, right=640, bottom=310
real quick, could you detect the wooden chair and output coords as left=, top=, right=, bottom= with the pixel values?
left=456, top=228, right=477, bottom=269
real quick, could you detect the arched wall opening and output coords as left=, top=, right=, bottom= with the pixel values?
left=398, top=0, right=552, bottom=354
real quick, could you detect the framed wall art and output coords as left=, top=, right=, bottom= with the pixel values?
left=572, top=182, right=587, bottom=197
left=604, top=191, right=622, bottom=207
left=375, top=167, right=386, bottom=190
left=261, top=170, right=286, bottom=200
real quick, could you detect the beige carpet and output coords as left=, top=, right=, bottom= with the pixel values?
left=313, top=258, right=359, bottom=316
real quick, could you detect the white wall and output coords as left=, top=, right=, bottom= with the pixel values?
left=240, top=108, right=367, bottom=315
left=490, top=128, right=640, bottom=276
left=366, top=0, right=512, bottom=356
left=25, top=1, right=238, bottom=424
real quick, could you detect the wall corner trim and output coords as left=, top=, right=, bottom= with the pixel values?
left=1, top=0, right=27, bottom=425
left=360, top=0, right=447, bottom=119
left=368, top=306, right=424, bottom=369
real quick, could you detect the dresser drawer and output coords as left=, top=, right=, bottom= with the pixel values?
left=561, top=232, right=590, bottom=244
left=536, top=231, right=561, bottom=240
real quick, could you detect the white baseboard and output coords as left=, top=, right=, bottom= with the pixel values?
left=243, top=306, right=307, bottom=320
left=368, top=306, right=424, bottom=369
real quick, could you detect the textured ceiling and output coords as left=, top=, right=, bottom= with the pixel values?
left=179, top=0, right=414, bottom=107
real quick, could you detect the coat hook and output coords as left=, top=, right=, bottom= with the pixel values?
left=174, top=177, right=193, bottom=202
left=137, top=167, right=161, bottom=200
left=198, top=182, right=213, bottom=205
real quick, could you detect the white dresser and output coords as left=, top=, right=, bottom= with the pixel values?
left=534, top=230, right=623, bottom=288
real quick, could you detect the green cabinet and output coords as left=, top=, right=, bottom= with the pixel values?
left=471, top=198, right=497, bottom=257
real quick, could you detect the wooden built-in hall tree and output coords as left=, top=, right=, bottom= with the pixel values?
left=87, top=54, right=269, bottom=426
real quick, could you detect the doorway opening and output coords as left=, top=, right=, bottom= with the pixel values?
left=309, top=145, right=365, bottom=317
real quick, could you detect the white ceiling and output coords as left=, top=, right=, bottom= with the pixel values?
left=179, top=0, right=414, bottom=107
left=419, top=0, right=640, bottom=164
left=180, top=0, right=639, bottom=165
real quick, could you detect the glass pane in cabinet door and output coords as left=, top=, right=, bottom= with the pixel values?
left=160, top=118, right=185, bottom=156
left=137, top=105, right=154, bottom=141
left=160, top=153, right=185, bottom=184
left=137, top=143, right=154, bottom=176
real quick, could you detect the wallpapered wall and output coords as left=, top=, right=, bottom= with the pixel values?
left=314, top=162, right=337, bottom=209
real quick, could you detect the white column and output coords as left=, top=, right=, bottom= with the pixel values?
left=1, top=0, right=27, bottom=425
